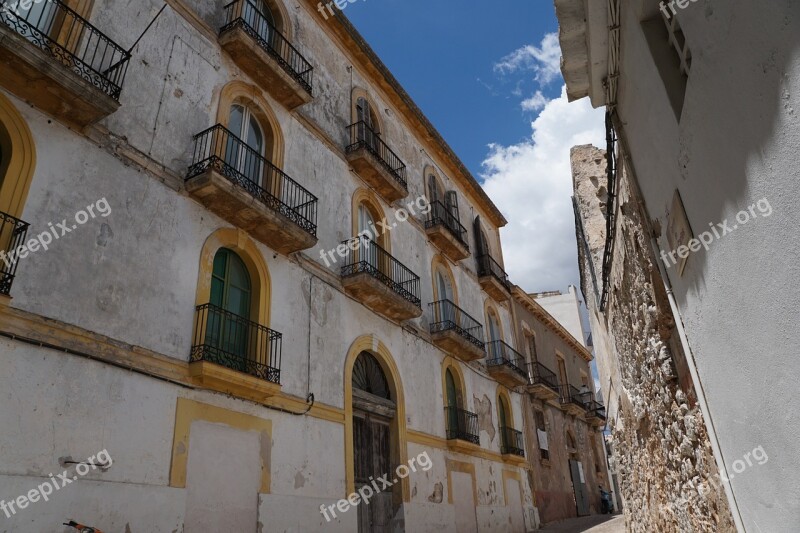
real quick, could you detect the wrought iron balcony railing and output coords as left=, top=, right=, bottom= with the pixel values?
left=221, top=0, right=313, bottom=94
left=486, top=340, right=527, bottom=379
left=500, top=426, right=525, bottom=457
left=444, top=406, right=480, bottom=445
left=528, top=361, right=559, bottom=392
left=477, top=253, right=510, bottom=287
left=587, top=400, right=607, bottom=420
left=346, top=121, right=408, bottom=190
left=0, top=211, right=30, bottom=296
left=187, top=124, right=318, bottom=236
left=340, top=234, right=421, bottom=307
left=559, top=384, right=590, bottom=410
left=429, top=299, right=484, bottom=349
left=425, top=200, right=469, bottom=249
left=0, top=0, right=130, bottom=99
left=191, top=303, right=282, bottom=384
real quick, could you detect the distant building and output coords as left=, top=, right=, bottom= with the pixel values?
left=510, top=286, right=608, bottom=526
left=530, top=286, right=587, bottom=348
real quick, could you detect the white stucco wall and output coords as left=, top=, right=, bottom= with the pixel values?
left=607, top=1, right=800, bottom=529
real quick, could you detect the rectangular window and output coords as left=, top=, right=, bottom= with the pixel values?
left=642, top=2, right=691, bottom=119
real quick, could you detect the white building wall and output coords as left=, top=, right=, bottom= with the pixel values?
left=603, top=1, right=800, bottom=530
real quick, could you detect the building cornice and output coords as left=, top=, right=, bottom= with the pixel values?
left=302, top=0, right=507, bottom=228
left=511, top=285, right=593, bottom=362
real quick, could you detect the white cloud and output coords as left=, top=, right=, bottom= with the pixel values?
left=494, top=33, right=562, bottom=85
left=521, top=91, right=548, bottom=112
left=481, top=86, right=605, bottom=294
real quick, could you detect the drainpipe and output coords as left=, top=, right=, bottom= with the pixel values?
left=649, top=236, right=745, bottom=533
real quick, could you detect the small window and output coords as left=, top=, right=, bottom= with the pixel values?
left=642, top=5, right=691, bottom=119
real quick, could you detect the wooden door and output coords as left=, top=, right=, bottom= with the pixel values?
left=354, top=411, right=394, bottom=532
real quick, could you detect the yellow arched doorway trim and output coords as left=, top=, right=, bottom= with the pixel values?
left=0, top=92, right=36, bottom=218
left=344, top=334, right=409, bottom=502
left=195, top=227, right=272, bottom=328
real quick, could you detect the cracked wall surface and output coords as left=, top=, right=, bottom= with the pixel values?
left=572, top=145, right=735, bottom=533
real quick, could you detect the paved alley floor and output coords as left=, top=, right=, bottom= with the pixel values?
left=538, top=514, right=625, bottom=533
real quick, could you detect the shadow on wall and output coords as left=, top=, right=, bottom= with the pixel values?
left=628, top=0, right=800, bottom=296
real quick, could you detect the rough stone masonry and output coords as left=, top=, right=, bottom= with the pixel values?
left=571, top=145, right=736, bottom=533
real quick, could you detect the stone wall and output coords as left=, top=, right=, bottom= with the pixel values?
left=572, top=145, right=735, bottom=533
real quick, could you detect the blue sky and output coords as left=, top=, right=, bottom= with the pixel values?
left=345, top=0, right=606, bottom=296
left=346, top=0, right=559, bottom=174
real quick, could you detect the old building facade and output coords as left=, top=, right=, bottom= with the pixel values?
left=557, top=0, right=800, bottom=531
left=0, top=0, right=543, bottom=531
left=510, top=287, right=610, bottom=525
left=0, top=0, right=612, bottom=532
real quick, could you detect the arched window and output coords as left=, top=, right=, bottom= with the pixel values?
left=226, top=104, right=271, bottom=187
left=428, top=174, right=443, bottom=205
left=351, top=96, right=381, bottom=151
left=353, top=351, right=391, bottom=400
left=352, top=190, right=389, bottom=273
left=206, top=248, right=252, bottom=363
left=498, top=395, right=511, bottom=429
left=486, top=306, right=503, bottom=359
left=445, top=368, right=462, bottom=408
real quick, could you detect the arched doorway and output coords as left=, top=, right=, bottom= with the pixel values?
left=352, top=351, right=399, bottom=532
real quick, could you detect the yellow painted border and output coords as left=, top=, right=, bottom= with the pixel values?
left=501, top=469, right=522, bottom=506
left=195, top=228, right=272, bottom=328
left=0, top=91, right=36, bottom=218
left=445, top=458, right=478, bottom=505
left=343, top=334, right=409, bottom=501
left=215, top=80, right=286, bottom=168
left=169, top=397, right=272, bottom=492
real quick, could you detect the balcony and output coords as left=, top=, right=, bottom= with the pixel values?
left=0, top=211, right=30, bottom=298
left=500, top=426, right=525, bottom=461
left=526, top=362, right=561, bottom=402
left=345, top=121, right=408, bottom=203
left=486, top=341, right=528, bottom=388
left=429, top=299, right=485, bottom=362
left=559, top=384, right=589, bottom=417
left=444, top=406, right=480, bottom=453
left=0, top=0, right=130, bottom=127
left=219, top=0, right=313, bottom=109
left=477, top=254, right=510, bottom=302
left=585, top=399, right=607, bottom=428
left=189, top=303, right=282, bottom=399
left=185, top=125, right=318, bottom=254
left=425, top=201, right=469, bottom=261
left=340, top=235, right=422, bottom=321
